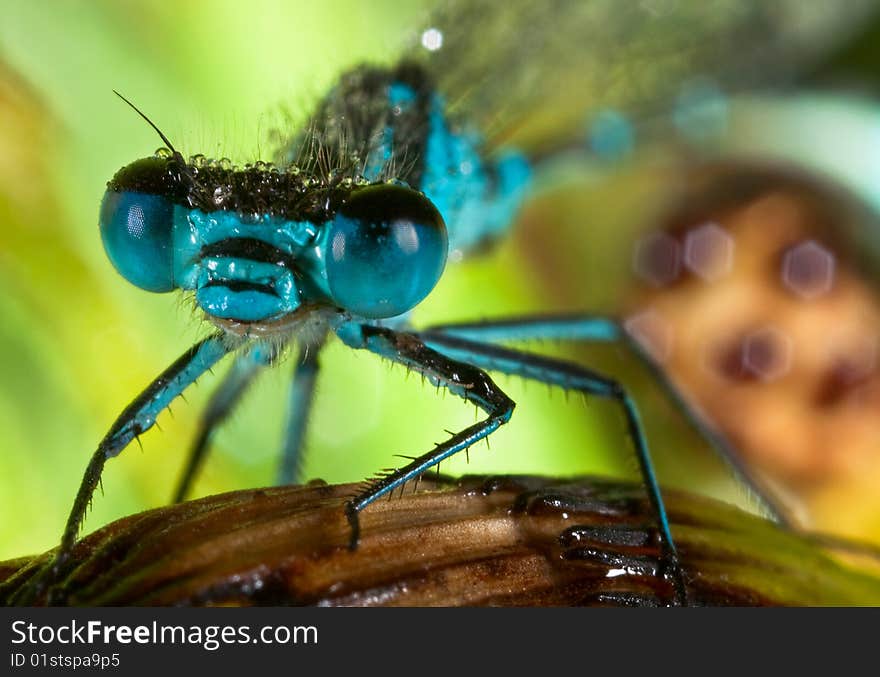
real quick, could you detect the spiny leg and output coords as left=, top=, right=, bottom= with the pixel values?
left=277, top=337, right=325, bottom=486
left=174, top=342, right=278, bottom=503
left=335, top=321, right=514, bottom=549
left=14, top=333, right=237, bottom=605
left=424, top=314, right=790, bottom=527
left=417, top=329, right=688, bottom=605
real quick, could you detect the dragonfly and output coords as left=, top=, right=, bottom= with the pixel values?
left=10, top=0, right=880, bottom=606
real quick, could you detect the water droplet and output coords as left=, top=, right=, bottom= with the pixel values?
left=421, top=27, right=443, bottom=52
left=212, top=185, right=232, bottom=205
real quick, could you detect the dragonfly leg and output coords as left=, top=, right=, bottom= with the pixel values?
left=335, top=321, right=515, bottom=550
left=173, top=342, right=277, bottom=503
left=277, top=338, right=325, bottom=486
left=13, top=333, right=237, bottom=605
left=424, top=314, right=790, bottom=527
left=417, top=329, right=688, bottom=605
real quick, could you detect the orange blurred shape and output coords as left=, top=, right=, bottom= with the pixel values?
left=625, top=163, right=880, bottom=539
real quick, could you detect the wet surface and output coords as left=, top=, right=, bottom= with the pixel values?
left=3, top=474, right=880, bottom=606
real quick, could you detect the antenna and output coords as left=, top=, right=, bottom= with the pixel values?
left=113, top=90, right=179, bottom=155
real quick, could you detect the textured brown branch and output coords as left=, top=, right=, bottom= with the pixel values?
left=3, top=475, right=880, bottom=606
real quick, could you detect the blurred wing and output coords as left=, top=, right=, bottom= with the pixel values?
left=403, top=0, right=880, bottom=153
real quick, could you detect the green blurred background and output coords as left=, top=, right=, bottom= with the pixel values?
left=4, top=1, right=880, bottom=562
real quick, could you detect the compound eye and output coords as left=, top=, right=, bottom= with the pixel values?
left=99, top=189, right=175, bottom=292
left=326, top=184, right=447, bottom=318
left=99, top=157, right=180, bottom=292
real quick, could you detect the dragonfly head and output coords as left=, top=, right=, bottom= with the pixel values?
left=99, top=156, right=448, bottom=328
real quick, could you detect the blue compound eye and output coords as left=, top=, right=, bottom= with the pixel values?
left=99, top=157, right=182, bottom=293
left=99, top=189, right=175, bottom=292
left=326, top=184, right=447, bottom=318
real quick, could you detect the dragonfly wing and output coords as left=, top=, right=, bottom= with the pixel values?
left=403, top=0, right=880, bottom=154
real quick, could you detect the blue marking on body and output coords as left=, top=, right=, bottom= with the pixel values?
left=673, top=77, right=729, bottom=144
left=363, top=127, right=395, bottom=181
left=363, top=82, right=419, bottom=180
left=486, top=150, right=532, bottom=245
left=365, top=81, right=532, bottom=256
left=170, top=207, right=330, bottom=320
left=195, top=287, right=286, bottom=321
left=172, top=208, right=319, bottom=287
left=588, top=109, right=635, bottom=161
left=361, top=81, right=418, bottom=184
left=334, top=320, right=364, bottom=349
left=420, top=91, right=532, bottom=253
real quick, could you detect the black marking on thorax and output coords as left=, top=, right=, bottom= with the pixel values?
left=199, top=238, right=302, bottom=270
